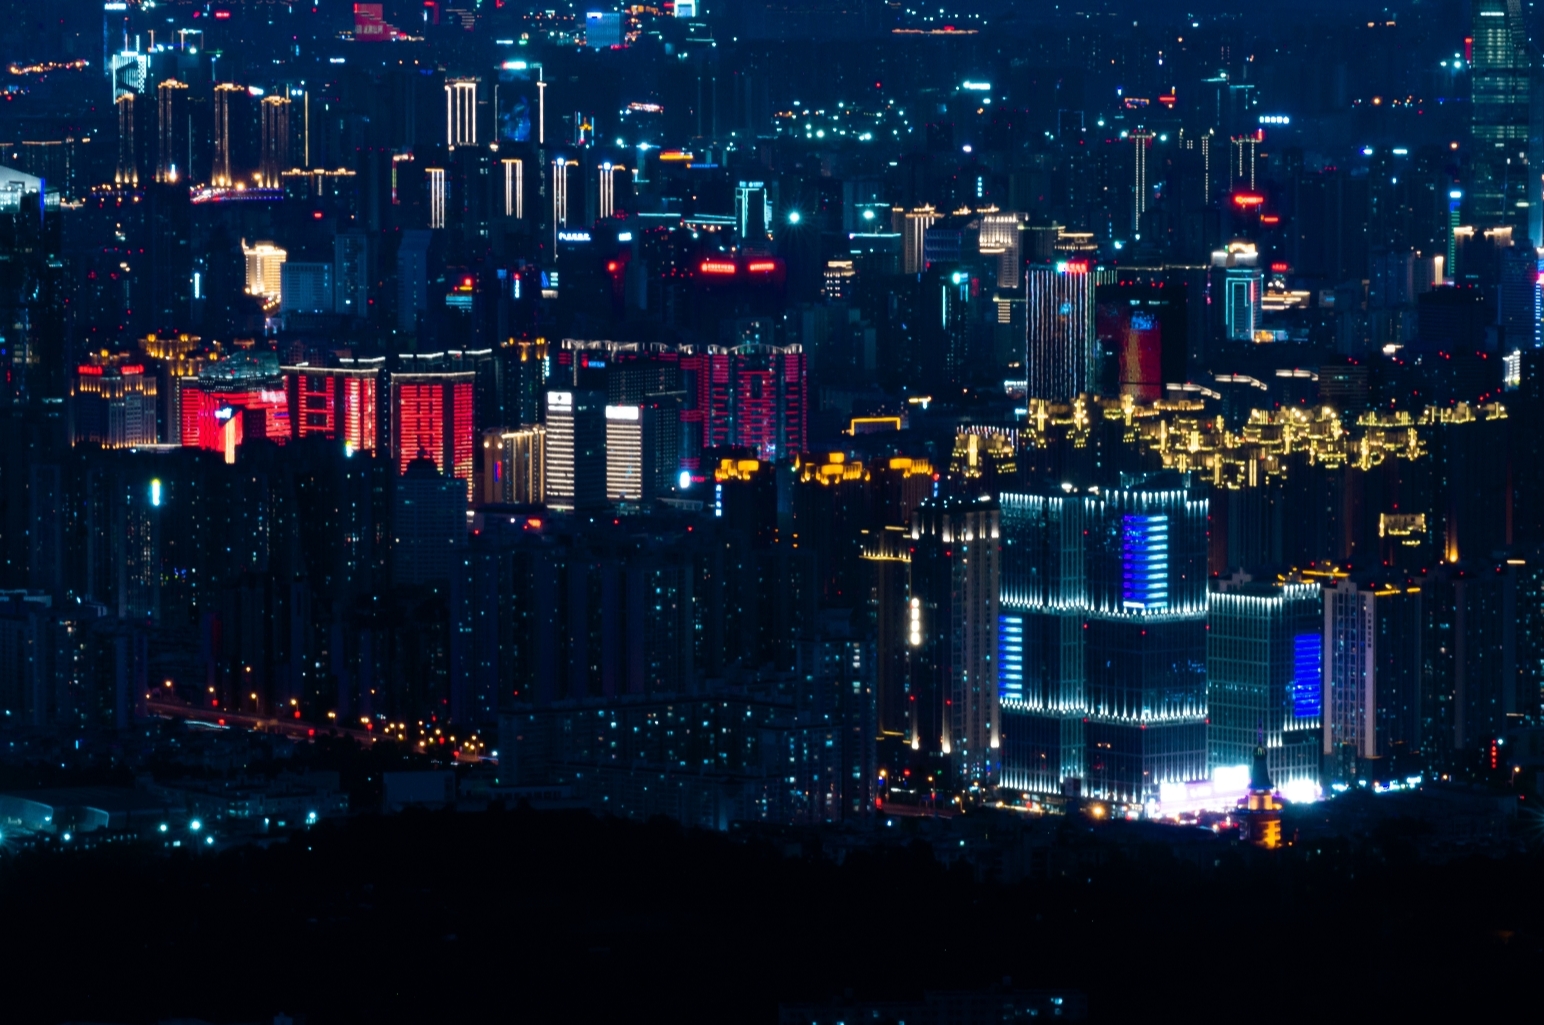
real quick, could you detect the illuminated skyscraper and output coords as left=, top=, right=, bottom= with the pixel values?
left=242, top=241, right=287, bottom=306
left=115, top=93, right=137, bottom=187
left=902, top=205, right=939, bottom=274
left=977, top=211, right=1023, bottom=282
left=1229, top=132, right=1259, bottom=189
left=71, top=363, right=158, bottom=447
left=427, top=167, right=446, bottom=229
left=1224, top=267, right=1262, bottom=342
left=686, top=344, right=807, bottom=461
left=998, top=488, right=1092, bottom=798
left=283, top=364, right=381, bottom=453
left=1083, top=473, right=1209, bottom=805
left=212, top=82, right=244, bottom=187
left=391, top=372, right=476, bottom=500
left=1000, top=474, right=1209, bottom=804
left=1470, top=0, right=1535, bottom=240
left=501, top=158, right=524, bottom=218
left=907, top=499, right=1001, bottom=789
left=1207, top=572, right=1323, bottom=801
left=1322, top=576, right=1428, bottom=782
left=259, top=94, right=291, bottom=186
left=605, top=404, right=647, bottom=503
left=543, top=389, right=606, bottom=512
left=155, top=79, right=188, bottom=184
left=445, top=78, right=478, bottom=148
left=1130, top=130, right=1154, bottom=235
left=1025, top=262, right=1096, bottom=401
left=481, top=426, right=545, bottom=505
left=735, top=180, right=770, bottom=245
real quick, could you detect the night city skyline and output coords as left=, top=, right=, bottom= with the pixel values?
left=3, top=1, right=1544, bottom=1022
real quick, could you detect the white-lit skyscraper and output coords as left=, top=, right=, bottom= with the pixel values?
left=544, top=389, right=606, bottom=512
left=1470, top=0, right=1535, bottom=241
left=1025, top=262, right=1096, bottom=401
left=445, top=78, right=478, bottom=148
left=998, top=473, right=1209, bottom=806
left=998, top=488, right=1092, bottom=797
left=1207, top=572, right=1323, bottom=800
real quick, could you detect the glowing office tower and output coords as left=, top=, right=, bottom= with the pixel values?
left=1083, top=473, right=1209, bottom=805
left=391, top=372, right=476, bottom=500
left=543, top=389, right=606, bottom=512
left=1471, top=0, right=1535, bottom=239
left=426, top=168, right=446, bottom=229
left=242, top=241, right=287, bottom=305
left=735, top=179, right=770, bottom=242
left=155, top=79, right=188, bottom=183
left=446, top=78, right=478, bottom=148
left=71, top=363, right=158, bottom=447
left=600, top=162, right=625, bottom=220
left=1025, top=262, right=1096, bottom=402
left=1001, top=475, right=1209, bottom=803
left=115, top=93, right=137, bottom=186
left=1206, top=573, right=1323, bottom=800
left=685, top=344, right=807, bottom=461
left=552, top=157, right=571, bottom=247
left=977, top=212, right=1023, bottom=282
left=282, top=365, right=380, bottom=453
left=481, top=426, right=545, bottom=505
left=259, top=94, right=291, bottom=185
left=1224, top=268, right=1263, bottom=342
left=605, top=404, right=646, bottom=502
left=907, top=500, right=1001, bottom=790
left=902, top=205, right=939, bottom=274
left=998, top=489, right=1092, bottom=797
left=502, top=158, right=524, bottom=218
left=1130, top=130, right=1153, bottom=235
left=212, top=82, right=243, bottom=187
left=1321, top=577, right=1424, bottom=781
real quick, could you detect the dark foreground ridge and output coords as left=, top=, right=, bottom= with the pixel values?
left=8, top=804, right=1543, bottom=1024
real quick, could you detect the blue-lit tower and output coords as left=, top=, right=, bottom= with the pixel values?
left=1206, top=572, right=1323, bottom=800
left=1082, top=472, right=1209, bottom=806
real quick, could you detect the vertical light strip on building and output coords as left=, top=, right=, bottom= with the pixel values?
left=1292, top=633, right=1323, bottom=718
left=1120, top=514, right=1169, bottom=611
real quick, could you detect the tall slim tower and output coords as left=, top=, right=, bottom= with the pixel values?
left=155, top=79, right=188, bottom=183
left=259, top=94, right=291, bottom=186
left=446, top=78, right=478, bottom=148
left=1025, top=261, right=1096, bottom=402
left=212, top=82, right=243, bottom=187
left=907, top=499, right=1001, bottom=790
left=115, top=93, right=137, bottom=187
left=1130, top=130, right=1154, bottom=235
left=1470, top=0, right=1535, bottom=241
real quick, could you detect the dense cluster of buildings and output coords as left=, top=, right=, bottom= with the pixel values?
left=2, top=0, right=1544, bottom=833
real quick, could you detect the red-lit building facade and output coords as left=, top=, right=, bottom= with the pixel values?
left=283, top=364, right=381, bottom=453
left=684, top=343, right=806, bottom=462
left=179, top=381, right=289, bottom=461
left=390, top=371, right=476, bottom=498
